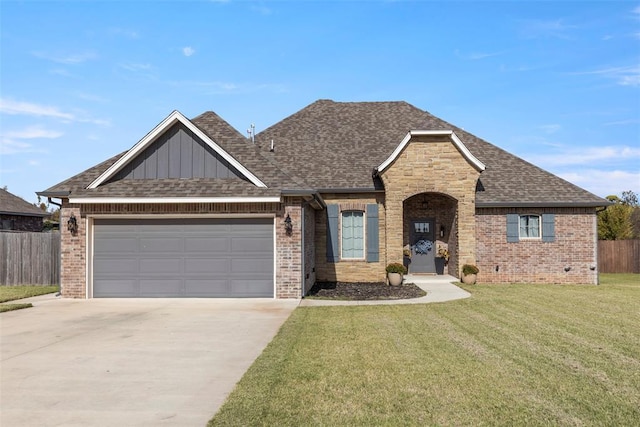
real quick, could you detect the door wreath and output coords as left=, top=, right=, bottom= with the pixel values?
left=414, top=239, right=433, bottom=254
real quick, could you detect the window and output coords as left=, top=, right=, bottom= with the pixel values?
left=341, top=211, right=364, bottom=259
left=519, top=215, right=541, bottom=239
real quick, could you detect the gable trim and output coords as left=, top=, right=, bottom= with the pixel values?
left=87, top=110, right=267, bottom=189
left=376, top=130, right=486, bottom=174
left=68, top=196, right=281, bottom=204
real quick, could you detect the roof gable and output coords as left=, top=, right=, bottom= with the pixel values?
left=88, top=110, right=267, bottom=189
left=377, top=130, right=485, bottom=173
left=111, top=122, right=246, bottom=181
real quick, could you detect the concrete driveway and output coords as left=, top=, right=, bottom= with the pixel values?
left=1, top=295, right=298, bottom=427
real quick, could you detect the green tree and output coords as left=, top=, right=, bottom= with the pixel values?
left=597, top=191, right=637, bottom=240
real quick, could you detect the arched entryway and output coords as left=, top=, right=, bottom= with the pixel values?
left=403, top=193, right=457, bottom=275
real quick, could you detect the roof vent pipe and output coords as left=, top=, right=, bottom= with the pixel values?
left=270, top=139, right=274, bottom=152
left=246, top=124, right=256, bottom=143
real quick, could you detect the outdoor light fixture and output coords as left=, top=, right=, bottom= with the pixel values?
left=284, top=213, right=293, bottom=235
left=440, top=225, right=445, bottom=238
left=67, top=214, right=78, bottom=234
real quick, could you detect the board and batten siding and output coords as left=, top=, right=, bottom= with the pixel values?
left=114, top=123, right=245, bottom=180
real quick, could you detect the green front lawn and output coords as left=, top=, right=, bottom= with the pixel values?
left=0, top=285, right=58, bottom=313
left=0, top=285, right=58, bottom=303
left=210, top=274, right=640, bottom=426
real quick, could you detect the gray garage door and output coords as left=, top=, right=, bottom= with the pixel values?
left=93, top=218, right=273, bottom=297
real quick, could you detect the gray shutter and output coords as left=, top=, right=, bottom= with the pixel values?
left=506, top=214, right=519, bottom=243
left=326, top=204, right=339, bottom=262
left=366, top=204, right=379, bottom=262
left=542, top=213, right=555, bottom=242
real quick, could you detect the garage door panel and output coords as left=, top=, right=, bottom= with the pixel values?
left=94, top=280, right=138, bottom=297
left=97, top=259, right=139, bottom=274
left=185, top=237, right=229, bottom=252
left=139, top=237, right=184, bottom=252
left=184, top=280, right=229, bottom=297
left=231, top=258, right=273, bottom=273
left=185, top=258, right=229, bottom=273
left=139, top=279, right=183, bottom=296
left=139, top=258, right=183, bottom=274
left=93, top=218, right=274, bottom=298
left=230, top=280, right=273, bottom=297
left=94, top=237, right=138, bottom=253
left=231, top=236, right=272, bottom=252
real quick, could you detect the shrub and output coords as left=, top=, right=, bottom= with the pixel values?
left=462, top=264, right=479, bottom=275
left=386, top=263, right=408, bottom=274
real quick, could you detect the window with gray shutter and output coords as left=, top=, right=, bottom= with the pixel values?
left=326, top=204, right=339, bottom=262
left=366, top=203, right=379, bottom=262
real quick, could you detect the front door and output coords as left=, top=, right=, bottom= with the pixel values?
left=410, top=219, right=436, bottom=274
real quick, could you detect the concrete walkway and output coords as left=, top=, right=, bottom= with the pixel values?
left=299, top=274, right=471, bottom=307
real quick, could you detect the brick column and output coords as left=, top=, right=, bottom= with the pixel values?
left=60, top=204, right=86, bottom=298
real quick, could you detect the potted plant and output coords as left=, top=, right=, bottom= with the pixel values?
left=435, top=244, right=449, bottom=275
left=386, top=262, right=407, bottom=286
left=461, top=264, right=479, bottom=285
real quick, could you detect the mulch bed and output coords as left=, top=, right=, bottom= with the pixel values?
left=306, top=281, right=426, bottom=300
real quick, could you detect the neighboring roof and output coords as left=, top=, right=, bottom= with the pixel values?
left=255, top=100, right=608, bottom=207
left=0, top=188, right=48, bottom=217
left=40, top=99, right=608, bottom=207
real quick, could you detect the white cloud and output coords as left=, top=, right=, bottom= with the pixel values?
left=251, top=5, right=272, bottom=15
left=119, top=62, right=153, bottom=72
left=524, top=145, right=640, bottom=167
left=4, top=127, right=63, bottom=140
left=558, top=169, right=640, bottom=198
left=0, top=126, right=63, bottom=155
left=182, top=46, right=196, bottom=57
left=109, top=27, right=139, bottom=39
left=519, top=18, right=577, bottom=39
left=32, top=51, right=98, bottom=64
left=538, top=124, right=561, bottom=134
left=571, top=65, right=640, bottom=87
left=0, top=138, right=33, bottom=155
left=455, top=49, right=507, bottom=61
left=0, top=98, right=110, bottom=126
left=166, top=79, right=287, bottom=94
left=0, top=98, right=75, bottom=120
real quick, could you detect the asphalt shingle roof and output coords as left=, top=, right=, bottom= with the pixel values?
left=255, top=100, right=607, bottom=206
left=0, top=188, right=48, bottom=217
left=40, top=99, right=607, bottom=207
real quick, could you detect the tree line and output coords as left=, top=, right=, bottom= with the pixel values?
left=598, top=190, right=640, bottom=240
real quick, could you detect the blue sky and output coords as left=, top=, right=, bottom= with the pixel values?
left=1, top=1, right=639, bottom=204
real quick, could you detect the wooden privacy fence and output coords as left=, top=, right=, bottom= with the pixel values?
left=598, top=240, right=640, bottom=274
left=0, top=231, right=60, bottom=285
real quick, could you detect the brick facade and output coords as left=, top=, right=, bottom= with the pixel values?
left=379, top=135, right=481, bottom=276
left=59, top=200, right=304, bottom=299
left=60, top=204, right=86, bottom=298
left=475, top=207, right=598, bottom=284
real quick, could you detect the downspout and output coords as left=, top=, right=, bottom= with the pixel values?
left=301, top=204, right=305, bottom=298
left=300, top=198, right=317, bottom=298
left=594, top=205, right=608, bottom=285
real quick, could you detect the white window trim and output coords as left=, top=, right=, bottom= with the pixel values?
left=340, top=210, right=366, bottom=261
left=519, top=214, right=542, bottom=240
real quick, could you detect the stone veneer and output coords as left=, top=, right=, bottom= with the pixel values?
left=403, top=193, right=458, bottom=275
left=315, top=193, right=387, bottom=283
left=379, top=135, right=481, bottom=274
left=59, top=199, right=304, bottom=299
left=475, top=207, right=598, bottom=284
